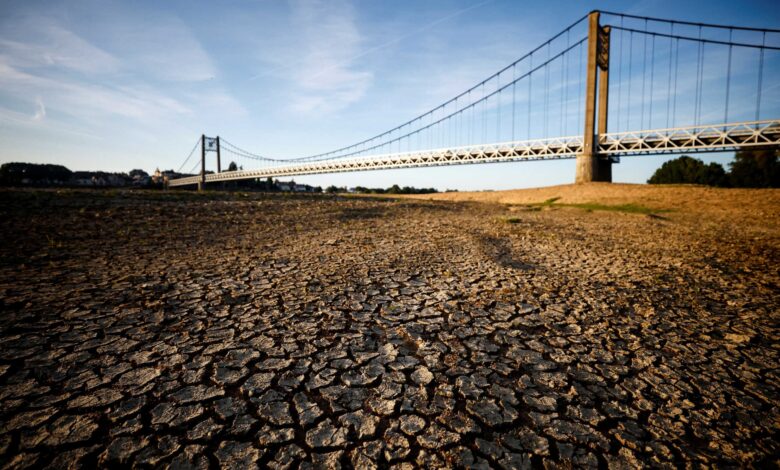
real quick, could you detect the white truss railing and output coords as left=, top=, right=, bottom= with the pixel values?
left=168, top=135, right=584, bottom=187
left=168, top=120, right=780, bottom=187
left=599, top=120, right=780, bottom=155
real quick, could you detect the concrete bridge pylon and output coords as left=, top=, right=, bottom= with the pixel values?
left=576, top=11, right=613, bottom=183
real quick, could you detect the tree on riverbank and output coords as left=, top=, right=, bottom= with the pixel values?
left=648, top=149, right=779, bottom=187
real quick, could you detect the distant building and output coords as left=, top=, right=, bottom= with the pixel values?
left=152, top=168, right=199, bottom=186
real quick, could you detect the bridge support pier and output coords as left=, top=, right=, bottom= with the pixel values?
left=198, top=134, right=206, bottom=191
left=576, top=11, right=612, bottom=183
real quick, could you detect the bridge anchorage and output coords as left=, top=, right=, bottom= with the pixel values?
left=170, top=10, right=780, bottom=189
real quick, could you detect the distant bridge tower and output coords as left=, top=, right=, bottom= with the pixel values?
left=198, top=134, right=221, bottom=191
left=577, top=11, right=613, bottom=183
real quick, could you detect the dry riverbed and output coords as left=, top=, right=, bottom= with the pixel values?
left=0, top=187, right=777, bottom=468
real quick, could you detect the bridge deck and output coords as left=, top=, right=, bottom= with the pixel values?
left=169, top=120, right=779, bottom=187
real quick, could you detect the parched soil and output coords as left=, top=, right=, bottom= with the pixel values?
left=397, top=182, right=780, bottom=236
left=0, top=187, right=777, bottom=468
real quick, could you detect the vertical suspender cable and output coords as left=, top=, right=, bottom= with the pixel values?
left=564, top=29, right=571, bottom=135
left=528, top=54, right=533, bottom=139
left=672, top=38, right=679, bottom=127
left=577, top=38, right=586, bottom=135
left=559, top=44, right=565, bottom=136
left=419, top=125, right=423, bottom=153
left=756, top=31, right=765, bottom=123
left=724, top=29, right=733, bottom=124
left=666, top=24, right=674, bottom=128
left=440, top=108, right=444, bottom=148
left=457, top=98, right=461, bottom=147
left=471, top=103, right=476, bottom=146
left=649, top=34, right=656, bottom=128
left=482, top=83, right=486, bottom=143
left=512, top=64, right=517, bottom=141
left=694, top=26, right=703, bottom=125
left=627, top=31, right=634, bottom=131
left=641, top=19, right=648, bottom=130
left=497, top=74, right=502, bottom=142
left=544, top=42, right=550, bottom=138
left=428, top=114, right=433, bottom=149
left=616, top=17, right=623, bottom=132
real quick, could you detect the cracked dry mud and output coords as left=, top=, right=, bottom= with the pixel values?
left=0, top=188, right=777, bottom=469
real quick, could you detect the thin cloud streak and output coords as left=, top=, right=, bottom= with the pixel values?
left=251, top=0, right=494, bottom=83
left=283, top=0, right=373, bottom=115
left=32, top=98, right=46, bottom=122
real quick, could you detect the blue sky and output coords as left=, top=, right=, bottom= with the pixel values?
left=0, top=0, right=778, bottom=190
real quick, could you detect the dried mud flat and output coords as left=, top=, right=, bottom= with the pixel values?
left=0, top=187, right=777, bottom=469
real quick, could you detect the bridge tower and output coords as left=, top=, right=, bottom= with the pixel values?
left=576, top=11, right=612, bottom=183
left=197, top=135, right=222, bottom=191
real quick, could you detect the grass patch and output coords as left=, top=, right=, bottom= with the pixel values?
left=563, top=202, right=668, bottom=214
left=523, top=197, right=560, bottom=209
left=503, top=217, right=522, bottom=224
left=524, top=197, right=670, bottom=215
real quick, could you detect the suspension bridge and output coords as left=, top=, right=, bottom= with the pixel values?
left=169, top=10, right=780, bottom=189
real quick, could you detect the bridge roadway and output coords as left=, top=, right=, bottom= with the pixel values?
left=169, top=120, right=780, bottom=187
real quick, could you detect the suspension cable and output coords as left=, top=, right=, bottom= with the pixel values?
left=317, top=38, right=586, bottom=160
left=608, top=26, right=780, bottom=51
left=177, top=137, right=202, bottom=174
left=188, top=158, right=200, bottom=175
left=600, top=11, right=780, bottom=33
left=291, top=13, right=590, bottom=162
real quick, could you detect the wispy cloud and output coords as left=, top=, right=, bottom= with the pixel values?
left=0, top=5, right=247, bottom=147
left=272, top=0, right=373, bottom=115
left=103, top=15, right=217, bottom=82
left=32, top=97, right=46, bottom=122
left=0, top=19, right=119, bottom=75
left=0, top=60, right=192, bottom=121
left=0, top=103, right=102, bottom=141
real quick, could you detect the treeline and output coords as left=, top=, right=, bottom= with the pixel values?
left=0, top=162, right=160, bottom=187
left=648, top=149, right=780, bottom=188
left=326, top=184, right=438, bottom=194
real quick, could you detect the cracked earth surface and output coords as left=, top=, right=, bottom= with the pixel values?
left=0, top=189, right=777, bottom=468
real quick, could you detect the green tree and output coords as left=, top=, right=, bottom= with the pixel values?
left=227, top=161, right=238, bottom=172
left=728, top=149, right=780, bottom=188
left=0, top=162, right=72, bottom=186
left=648, top=156, right=728, bottom=186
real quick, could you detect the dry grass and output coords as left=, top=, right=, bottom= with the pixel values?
left=383, top=183, right=780, bottom=236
